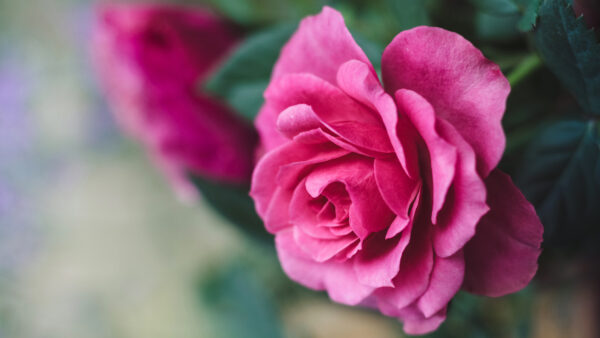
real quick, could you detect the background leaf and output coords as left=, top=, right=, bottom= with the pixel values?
left=517, top=120, right=600, bottom=248
left=197, top=263, right=284, bottom=338
left=189, top=174, right=271, bottom=243
left=205, top=24, right=296, bottom=121
left=534, top=0, right=600, bottom=115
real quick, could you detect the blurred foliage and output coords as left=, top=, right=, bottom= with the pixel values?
left=197, top=263, right=284, bottom=338
left=534, top=0, right=600, bottom=115
left=205, top=24, right=297, bottom=121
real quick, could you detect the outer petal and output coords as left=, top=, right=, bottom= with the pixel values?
left=433, top=119, right=489, bottom=258
left=382, top=26, right=510, bottom=176
left=394, top=89, right=457, bottom=224
left=463, top=170, right=543, bottom=297
left=271, top=6, right=374, bottom=85
left=416, top=250, right=465, bottom=317
left=378, top=301, right=447, bottom=335
left=276, top=228, right=374, bottom=305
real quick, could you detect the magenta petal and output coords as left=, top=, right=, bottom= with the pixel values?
left=377, top=301, right=447, bottom=335
left=275, top=228, right=327, bottom=290
left=276, top=229, right=374, bottom=305
left=375, top=221, right=433, bottom=309
left=353, top=223, right=411, bottom=288
left=394, top=89, right=457, bottom=224
left=294, top=227, right=357, bottom=262
left=417, top=251, right=465, bottom=317
left=305, top=157, right=394, bottom=238
left=463, top=170, right=543, bottom=297
left=264, top=73, right=392, bottom=153
left=382, top=26, right=510, bottom=176
left=251, top=141, right=348, bottom=233
left=433, top=119, right=489, bottom=258
left=276, top=104, right=321, bottom=139
left=271, top=6, right=374, bottom=85
left=374, top=157, right=420, bottom=223
left=337, top=60, right=420, bottom=178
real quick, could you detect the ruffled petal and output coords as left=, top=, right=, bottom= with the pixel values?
left=337, top=59, right=420, bottom=178
left=394, top=89, right=457, bottom=224
left=432, top=119, right=489, bottom=258
left=353, top=222, right=411, bottom=288
left=263, top=73, right=393, bottom=154
left=304, top=156, right=395, bottom=238
left=251, top=141, right=348, bottom=233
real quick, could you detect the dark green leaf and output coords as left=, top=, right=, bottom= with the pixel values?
left=516, top=0, right=542, bottom=31
left=205, top=24, right=297, bottom=121
left=470, top=0, right=520, bottom=15
left=517, top=120, right=600, bottom=246
left=475, top=11, right=521, bottom=42
left=189, top=174, right=271, bottom=243
left=197, top=263, right=284, bottom=338
left=534, top=0, right=600, bottom=115
left=386, top=0, right=430, bottom=31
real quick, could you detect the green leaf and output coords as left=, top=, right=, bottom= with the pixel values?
left=517, top=120, right=600, bottom=247
left=386, top=0, right=430, bottom=31
left=516, top=0, right=542, bottom=31
left=470, top=0, right=520, bottom=15
left=205, top=24, right=297, bottom=121
left=189, top=174, right=271, bottom=243
left=475, top=11, right=521, bottom=42
left=534, top=0, right=600, bottom=115
left=198, top=263, right=284, bottom=338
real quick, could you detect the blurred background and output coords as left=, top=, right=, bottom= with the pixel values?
left=0, top=0, right=598, bottom=337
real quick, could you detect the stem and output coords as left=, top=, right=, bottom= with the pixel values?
left=507, top=53, right=543, bottom=87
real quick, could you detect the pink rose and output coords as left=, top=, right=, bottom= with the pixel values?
left=250, top=7, right=543, bottom=334
left=92, top=4, right=257, bottom=200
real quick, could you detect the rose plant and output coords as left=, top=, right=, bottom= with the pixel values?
left=93, top=4, right=257, bottom=200
left=250, top=7, right=543, bottom=334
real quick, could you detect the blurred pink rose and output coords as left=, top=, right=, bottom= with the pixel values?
left=93, top=4, right=257, bottom=200
left=250, top=7, right=543, bottom=334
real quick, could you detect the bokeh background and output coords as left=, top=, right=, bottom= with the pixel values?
left=0, top=0, right=597, bottom=337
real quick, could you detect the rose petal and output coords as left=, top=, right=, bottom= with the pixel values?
left=378, top=301, right=447, bottom=335
left=394, top=89, right=457, bottom=224
left=276, top=228, right=374, bottom=305
left=305, top=156, right=395, bottom=239
left=271, top=6, right=374, bottom=85
left=382, top=26, right=510, bottom=176
left=374, top=157, right=420, bottom=227
left=294, top=226, right=358, bottom=262
left=463, top=170, right=543, bottom=297
left=264, top=73, right=393, bottom=154
left=432, top=119, right=489, bottom=258
left=353, top=220, right=411, bottom=288
left=337, top=59, right=420, bottom=178
left=251, top=141, right=348, bottom=233
left=276, top=104, right=321, bottom=139
left=417, top=250, right=465, bottom=317
left=374, top=217, right=433, bottom=310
